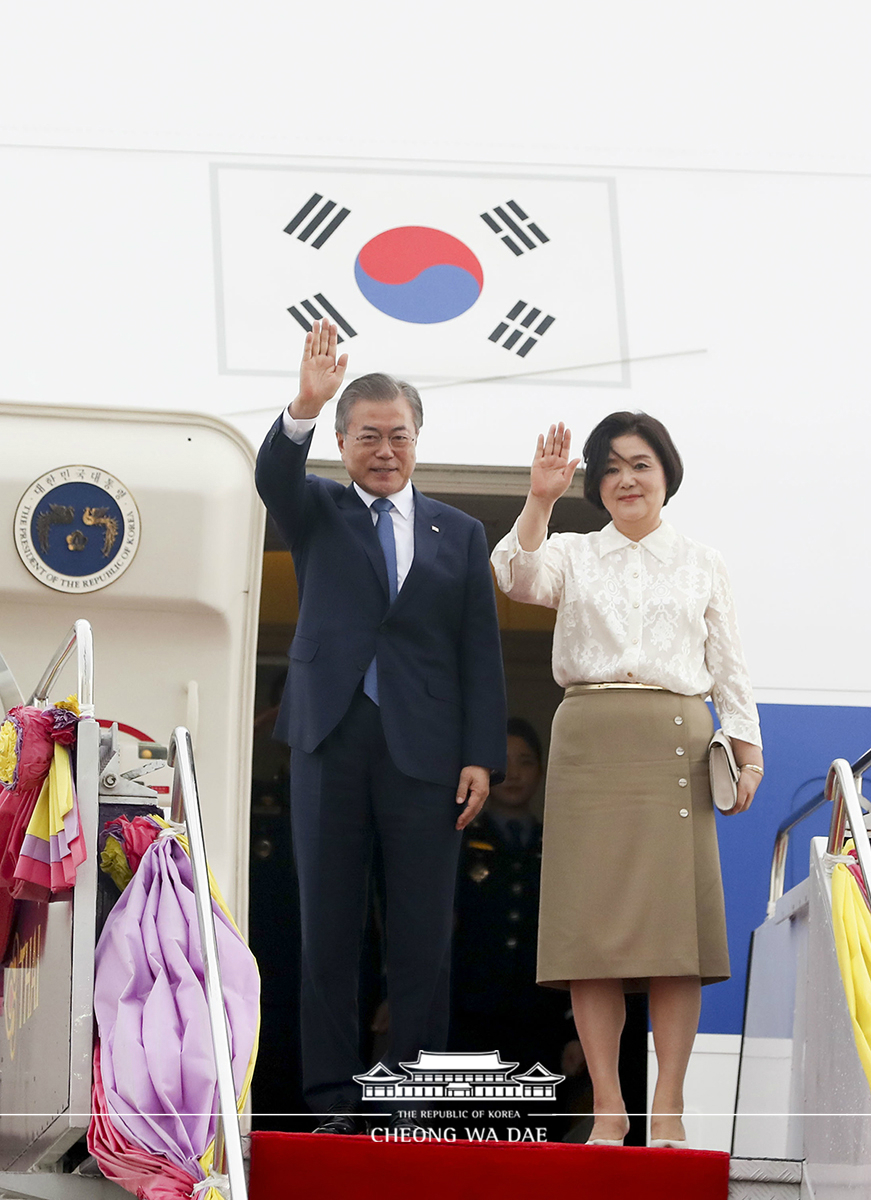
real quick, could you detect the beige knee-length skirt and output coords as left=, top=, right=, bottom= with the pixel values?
left=537, top=686, right=729, bottom=990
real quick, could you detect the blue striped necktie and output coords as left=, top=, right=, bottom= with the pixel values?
left=363, top=498, right=397, bottom=704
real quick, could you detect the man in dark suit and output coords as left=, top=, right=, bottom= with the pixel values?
left=255, top=322, right=506, bottom=1132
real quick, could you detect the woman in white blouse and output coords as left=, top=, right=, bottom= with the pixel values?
left=491, top=413, right=763, bottom=1148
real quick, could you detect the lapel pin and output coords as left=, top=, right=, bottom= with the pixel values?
left=432, top=525, right=440, bottom=533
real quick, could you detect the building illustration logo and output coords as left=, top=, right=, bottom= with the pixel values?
left=354, top=1051, right=564, bottom=1102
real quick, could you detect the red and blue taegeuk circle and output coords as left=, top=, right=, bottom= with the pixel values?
left=354, top=227, right=484, bottom=323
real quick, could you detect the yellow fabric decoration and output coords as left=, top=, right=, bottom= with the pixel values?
left=49, top=744, right=75, bottom=832
left=150, top=817, right=261, bottom=1190
left=55, top=695, right=81, bottom=715
left=23, top=778, right=51, bottom=841
left=0, top=720, right=17, bottom=785
left=100, top=838, right=134, bottom=892
left=831, top=855, right=871, bottom=1091
left=24, top=744, right=75, bottom=842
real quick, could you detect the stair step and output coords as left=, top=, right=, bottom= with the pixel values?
left=250, top=1131, right=731, bottom=1199
left=729, top=1157, right=802, bottom=1199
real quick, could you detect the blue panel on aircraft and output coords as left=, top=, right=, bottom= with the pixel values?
left=701, top=701, right=871, bottom=1035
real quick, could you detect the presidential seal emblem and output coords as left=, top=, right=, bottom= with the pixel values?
left=14, top=466, right=141, bottom=593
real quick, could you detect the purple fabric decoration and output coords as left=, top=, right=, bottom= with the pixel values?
left=93, top=834, right=260, bottom=1177
left=50, top=708, right=79, bottom=745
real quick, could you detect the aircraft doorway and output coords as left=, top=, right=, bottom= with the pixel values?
left=248, top=462, right=613, bottom=1132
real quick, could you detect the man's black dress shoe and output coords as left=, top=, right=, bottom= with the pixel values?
left=313, top=1104, right=365, bottom=1135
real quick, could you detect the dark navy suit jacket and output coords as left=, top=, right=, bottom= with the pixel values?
left=256, top=419, right=507, bottom=789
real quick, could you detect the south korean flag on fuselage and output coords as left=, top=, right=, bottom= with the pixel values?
left=214, top=164, right=628, bottom=387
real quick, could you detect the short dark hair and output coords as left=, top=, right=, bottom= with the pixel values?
left=582, top=411, right=683, bottom=511
left=506, top=717, right=543, bottom=766
left=335, top=373, right=424, bottom=435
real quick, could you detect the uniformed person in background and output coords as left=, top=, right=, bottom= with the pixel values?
left=369, top=717, right=593, bottom=1140
left=450, top=718, right=578, bottom=1088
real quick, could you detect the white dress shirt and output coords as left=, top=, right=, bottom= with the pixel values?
left=491, top=518, right=761, bottom=746
left=281, top=409, right=415, bottom=589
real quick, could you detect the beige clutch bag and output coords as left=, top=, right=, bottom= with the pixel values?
left=708, top=729, right=739, bottom=813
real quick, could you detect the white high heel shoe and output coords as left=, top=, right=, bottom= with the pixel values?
left=586, top=1117, right=630, bottom=1146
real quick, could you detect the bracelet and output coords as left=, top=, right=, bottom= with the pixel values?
left=739, top=764, right=764, bottom=777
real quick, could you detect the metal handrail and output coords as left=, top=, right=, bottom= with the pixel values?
left=27, top=619, right=95, bottom=716
left=768, top=746, right=871, bottom=916
left=168, top=727, right=247, bottom=1200
left=0, top=648, right=24, bottom=716
left=825, top=759, right=871, bottom=897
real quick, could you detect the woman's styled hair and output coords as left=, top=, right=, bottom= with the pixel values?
left=582, top=411, right=684, bottom=511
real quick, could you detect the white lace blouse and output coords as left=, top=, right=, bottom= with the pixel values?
left=491, top=519, right=761, bottom=747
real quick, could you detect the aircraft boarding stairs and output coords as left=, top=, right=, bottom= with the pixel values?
left=0, top=620, right=869, bottom=1200
left=0, top=622, right=246, bottom=1199
left=731, top=749, right=871, bottom=1199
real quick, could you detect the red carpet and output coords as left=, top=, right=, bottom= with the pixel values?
left=249, top=1131, right=730, bottom=1199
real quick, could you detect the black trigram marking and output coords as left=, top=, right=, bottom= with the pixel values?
left=480, top=201, right=549, bottom=256
left=284, top=193, right=351, bottom=249
left=488, top=300, right=555, bottom=357
left=287, top=294, right=358, bottom=342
